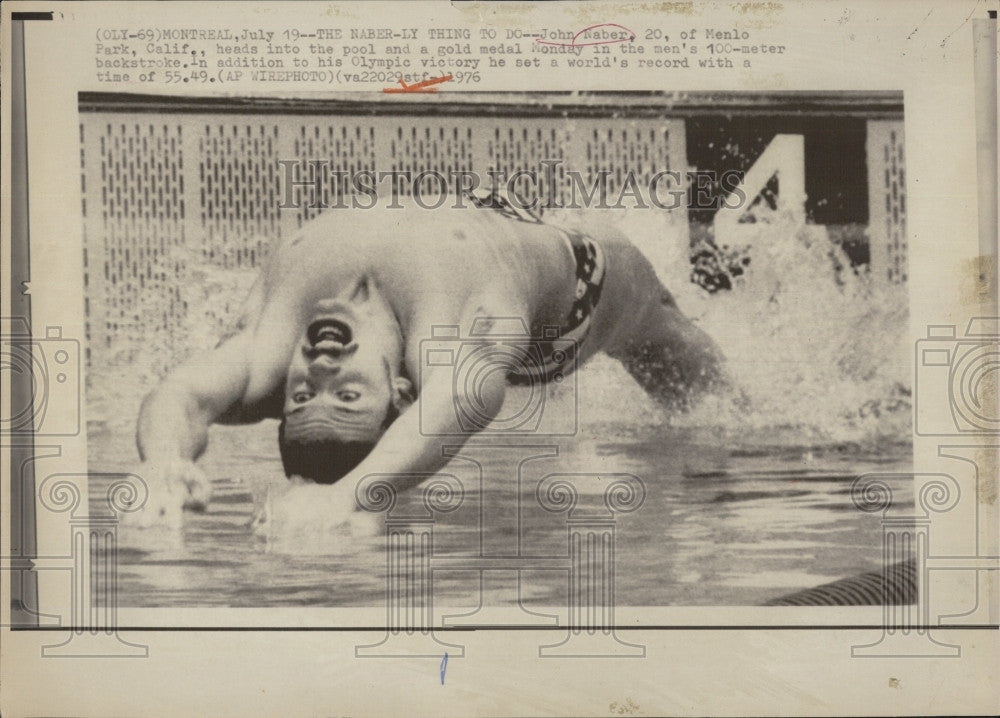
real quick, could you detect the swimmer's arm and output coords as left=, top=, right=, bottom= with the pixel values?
left=137, top=263, right=274, bottom=462
left=333, top=304, right=520, bottom=503
left=136, top=332, right=255, bottom=464
left=329, top=365, right=507, bottom=505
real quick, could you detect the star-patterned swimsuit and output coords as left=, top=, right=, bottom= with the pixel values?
left=466, top=188, right=607, bottom=383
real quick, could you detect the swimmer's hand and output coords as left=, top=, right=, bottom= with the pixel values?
left=251, top=479, right=380, bottom=550
left=122, top=459, right=212, bottom=528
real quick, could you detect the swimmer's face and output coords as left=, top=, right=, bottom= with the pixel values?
left=283, top=277, right=412, bottom=447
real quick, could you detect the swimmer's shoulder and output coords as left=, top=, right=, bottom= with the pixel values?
left=277, top=200, right=481, bottom=242
left=269, top=201, right=564, bottom=276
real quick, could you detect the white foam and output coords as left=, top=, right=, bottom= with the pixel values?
left=549, top=206, right=911, bottom=448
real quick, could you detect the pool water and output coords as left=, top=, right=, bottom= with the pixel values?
left=89, top=381, right=912, bottom=608
left=85, top=214, right=914, bottom=608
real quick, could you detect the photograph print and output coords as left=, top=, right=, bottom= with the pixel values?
left=77, top=90, right=913, bottom=611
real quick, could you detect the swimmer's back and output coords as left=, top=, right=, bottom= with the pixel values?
left=268, top=200, right=577, bottom=323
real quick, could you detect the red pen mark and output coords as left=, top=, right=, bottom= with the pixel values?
left=382, top=74, right=453, bottom=94
left=534, top=23, right=637, bottom=48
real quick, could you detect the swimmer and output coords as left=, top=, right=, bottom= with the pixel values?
left=133, top=190, right=724, bottom=529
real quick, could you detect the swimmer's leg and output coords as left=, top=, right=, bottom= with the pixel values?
left=606, top=287, right=724, bottom=410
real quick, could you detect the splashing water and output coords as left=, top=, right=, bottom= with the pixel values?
left=548, top=206, right=911, bottom=451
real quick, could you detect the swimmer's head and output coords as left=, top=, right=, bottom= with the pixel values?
left=279, top=275, right=414, bottom=484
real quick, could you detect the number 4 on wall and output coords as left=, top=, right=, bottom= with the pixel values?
left=714, top=134, right=806, bottom=246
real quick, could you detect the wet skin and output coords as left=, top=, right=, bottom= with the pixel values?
left=134, top=201, right=723, bottom=527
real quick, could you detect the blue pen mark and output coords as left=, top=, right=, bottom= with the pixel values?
left=440, top=652, right=448, bottom=685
